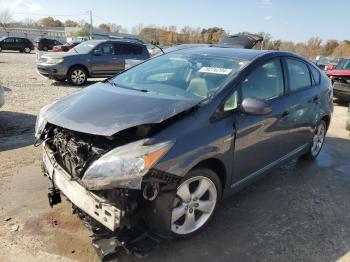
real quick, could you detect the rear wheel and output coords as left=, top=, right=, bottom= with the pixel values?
left=24, top=47, right=31, bottom=53
left=301, top=120, right=326, bottom=160
left=43, top=46, right=48, bottom=51
left=67, top=66, right=87, bottom=86
left=171, top=168, right=222, bottom=238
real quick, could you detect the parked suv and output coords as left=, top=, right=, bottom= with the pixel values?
left=37, top=39, right=150, bottom=85
left=34, top=38, right=62, bottom=51
left=36, top=47, right=332, bottom=258
left=0, top=37, right=34, bottom=53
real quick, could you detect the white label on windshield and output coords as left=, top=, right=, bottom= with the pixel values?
left=199, top=67, right=232, bottom=75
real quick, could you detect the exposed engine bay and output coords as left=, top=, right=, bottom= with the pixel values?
left=39, top=124, right=182, bottom=260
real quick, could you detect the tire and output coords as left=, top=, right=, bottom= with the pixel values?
left=301, top=120, right=327, bottom=160
left=0, top=46, right=2, bottom=52
left=67, top=66, right=88, bottom=86
left=43, top=46, right=48, bottom=51
left=23, top=47, right=31, bottom=53
left=171, top=168, right=222, bottom=238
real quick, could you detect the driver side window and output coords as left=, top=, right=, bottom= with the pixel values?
left=241, top=59, right=284, bottom=101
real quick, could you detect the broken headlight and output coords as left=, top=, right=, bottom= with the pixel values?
left=81, top=139, right=174, bottom=190
left=35, top=103, right=52, bottom=140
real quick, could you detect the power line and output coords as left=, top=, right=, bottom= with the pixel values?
left=12, top=12, right=87, bottom=17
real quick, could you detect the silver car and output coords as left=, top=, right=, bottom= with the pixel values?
left=0, top=86, right=4, bottom=108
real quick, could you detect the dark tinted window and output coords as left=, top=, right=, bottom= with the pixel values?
left=15, top=38, right=23, bottom=43
left=115, top=43, right=143, bottom=55
left=54, top=40, right=61, bottom=45
left=3, top=38, right=14, bottom=43
left=241, top=59, right=284, bottom=100
left=310, top=65, right=320, bottom=85
left=286, top=59, right=311, bottom=91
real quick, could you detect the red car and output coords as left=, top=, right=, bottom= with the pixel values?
left=327, top=58, right=350, bottom=101
left=52, top=42, right=80, bottom=52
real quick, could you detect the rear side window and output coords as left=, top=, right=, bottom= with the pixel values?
left=310, top=65, right=321, bottom=85
left=286, top=58, right=312, bottom=92
left=115, top=43, right=143, bottom=55
left=241, top=59, right=284, bottom=100
left=16, top=38, right=23, bottom=43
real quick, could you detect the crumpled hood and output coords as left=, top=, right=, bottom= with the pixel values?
left=42, top=82, right=200, bottom=136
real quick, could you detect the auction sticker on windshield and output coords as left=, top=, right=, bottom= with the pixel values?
left=199, top=67, right=232, bottom=75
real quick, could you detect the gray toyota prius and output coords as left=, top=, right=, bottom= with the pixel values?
left=35, top=46, right=333, bottom=256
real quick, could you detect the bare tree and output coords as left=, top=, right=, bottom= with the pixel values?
left=0, top=9, right=12, bottom=31
left=131, top=23, right=143, bottom=35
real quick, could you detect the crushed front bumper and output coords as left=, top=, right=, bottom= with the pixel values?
left=42, top=145, right=121, bottom=231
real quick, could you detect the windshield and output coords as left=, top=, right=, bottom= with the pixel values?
left=68, top=40, right=100, bottom=54
left=336, top=59, right=350, bottom=70
left=112, top=53, right=249, bottom=99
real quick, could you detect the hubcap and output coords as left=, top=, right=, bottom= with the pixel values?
left=24, top=47, right=30, bottom=53
left=71, top=69, right=86, bottom=85
left=171, top=176, right=217, bottom=235
left=311, top=123, right=325, bottom=156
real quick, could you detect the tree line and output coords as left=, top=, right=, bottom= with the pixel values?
left=1, top=9, right=349, bottom=58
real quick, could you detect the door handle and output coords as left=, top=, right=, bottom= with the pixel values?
left=281, top=110, right=289, bottom=118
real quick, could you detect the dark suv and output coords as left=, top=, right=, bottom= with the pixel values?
left=34, top=38, right=62, bottom=51
left=37, top=39, right=150, bottom=85
left=35, top=47, right=332, bottom=258
left=0, top=37, right=34, bottom=53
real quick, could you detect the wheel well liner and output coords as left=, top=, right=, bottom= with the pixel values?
left=192, top=158, right=226, bottom=190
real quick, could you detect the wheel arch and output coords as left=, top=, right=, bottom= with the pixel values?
left=68, top=64, right=90, bottom=77
left=321, top=114, right=331, bottom=130
left=191, top=158, right=227, bottom=192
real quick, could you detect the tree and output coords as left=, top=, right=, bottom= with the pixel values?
left=65, top=20, right=79, bottom=27
left=131, top=23, right=143, bottom=35
left=39, top=16, right=64, bottom=27
left=0, top=9, right=12, bottom=31
left=332, top=41, right=350, bottom=57
left=98, top=23, right=111, bottom=32
left=322, top=40, right=339, bottom=56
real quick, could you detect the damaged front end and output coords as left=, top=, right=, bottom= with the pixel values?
left=38, top=123, right=181, bottom=259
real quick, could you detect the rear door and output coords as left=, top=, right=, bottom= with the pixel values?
left=90, top=42, right=118, bottom=76
left=282, top=57, right=319, bottom=148
left=2, top=37, right=15, bottom=50
left=231, top=58, right=294, bottom=182
left=114, top=43, right=146, bottom=72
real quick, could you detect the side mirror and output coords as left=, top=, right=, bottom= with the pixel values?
left=93, top=49, right=102, bottom=56
left=240, top=97, right=272, bottom=115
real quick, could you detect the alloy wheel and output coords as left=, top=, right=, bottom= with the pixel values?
left=171, top=176, right=217, bottom=235
left=311, top=122, right=325, bottom=156
left=70, top=69, right=86, bottom=85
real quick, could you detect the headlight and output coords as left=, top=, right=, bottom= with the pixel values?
left=34, top=103, right=53, bottom=140
left=82, top=139, right=174, bottom=190
left=45, top=58, right=64, bottom=64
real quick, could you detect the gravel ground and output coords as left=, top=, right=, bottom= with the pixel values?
left=0, top=51, right=350, bottom=262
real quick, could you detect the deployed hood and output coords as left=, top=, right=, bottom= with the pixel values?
left=42, top=82, right=200, bottom=136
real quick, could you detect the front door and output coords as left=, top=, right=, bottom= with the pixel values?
left=90, top=43, right=119, bottom=76
left=232, top=58, right=293, bottom=183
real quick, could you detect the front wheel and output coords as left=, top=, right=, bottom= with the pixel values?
left=171, top=168, right=222, bottom=238
left=301, top=120, right=326, bottom=160
left=67, top=66, right=87, bottom=86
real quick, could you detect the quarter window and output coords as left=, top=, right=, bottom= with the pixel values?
left=241, top=59, right=284, bottom=100
left=286, top=59, right=311, bottom=91
left=310, top=65, right=321, bottom=85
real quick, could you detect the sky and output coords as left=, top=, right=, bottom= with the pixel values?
left=0, top=0, right=349, bottom=42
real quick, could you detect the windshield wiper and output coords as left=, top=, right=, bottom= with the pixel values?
left=105, top=79, right=148, bottom=93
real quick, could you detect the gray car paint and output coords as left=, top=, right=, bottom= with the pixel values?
left=42, top=82, right=201, bottom=136
left=0, top=85, right=4, bottom=108
left=40, top=48, right=333, bottom=198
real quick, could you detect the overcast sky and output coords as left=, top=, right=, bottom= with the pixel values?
left=1, top=0, right=348, bottom=42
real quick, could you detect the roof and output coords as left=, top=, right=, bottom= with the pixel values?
left=171, top=46, right=271, bottom=60
left=88, top=38, right=144, bottom=45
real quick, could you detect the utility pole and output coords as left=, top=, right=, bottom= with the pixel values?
left=89, top=10, right=93, bottom=39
